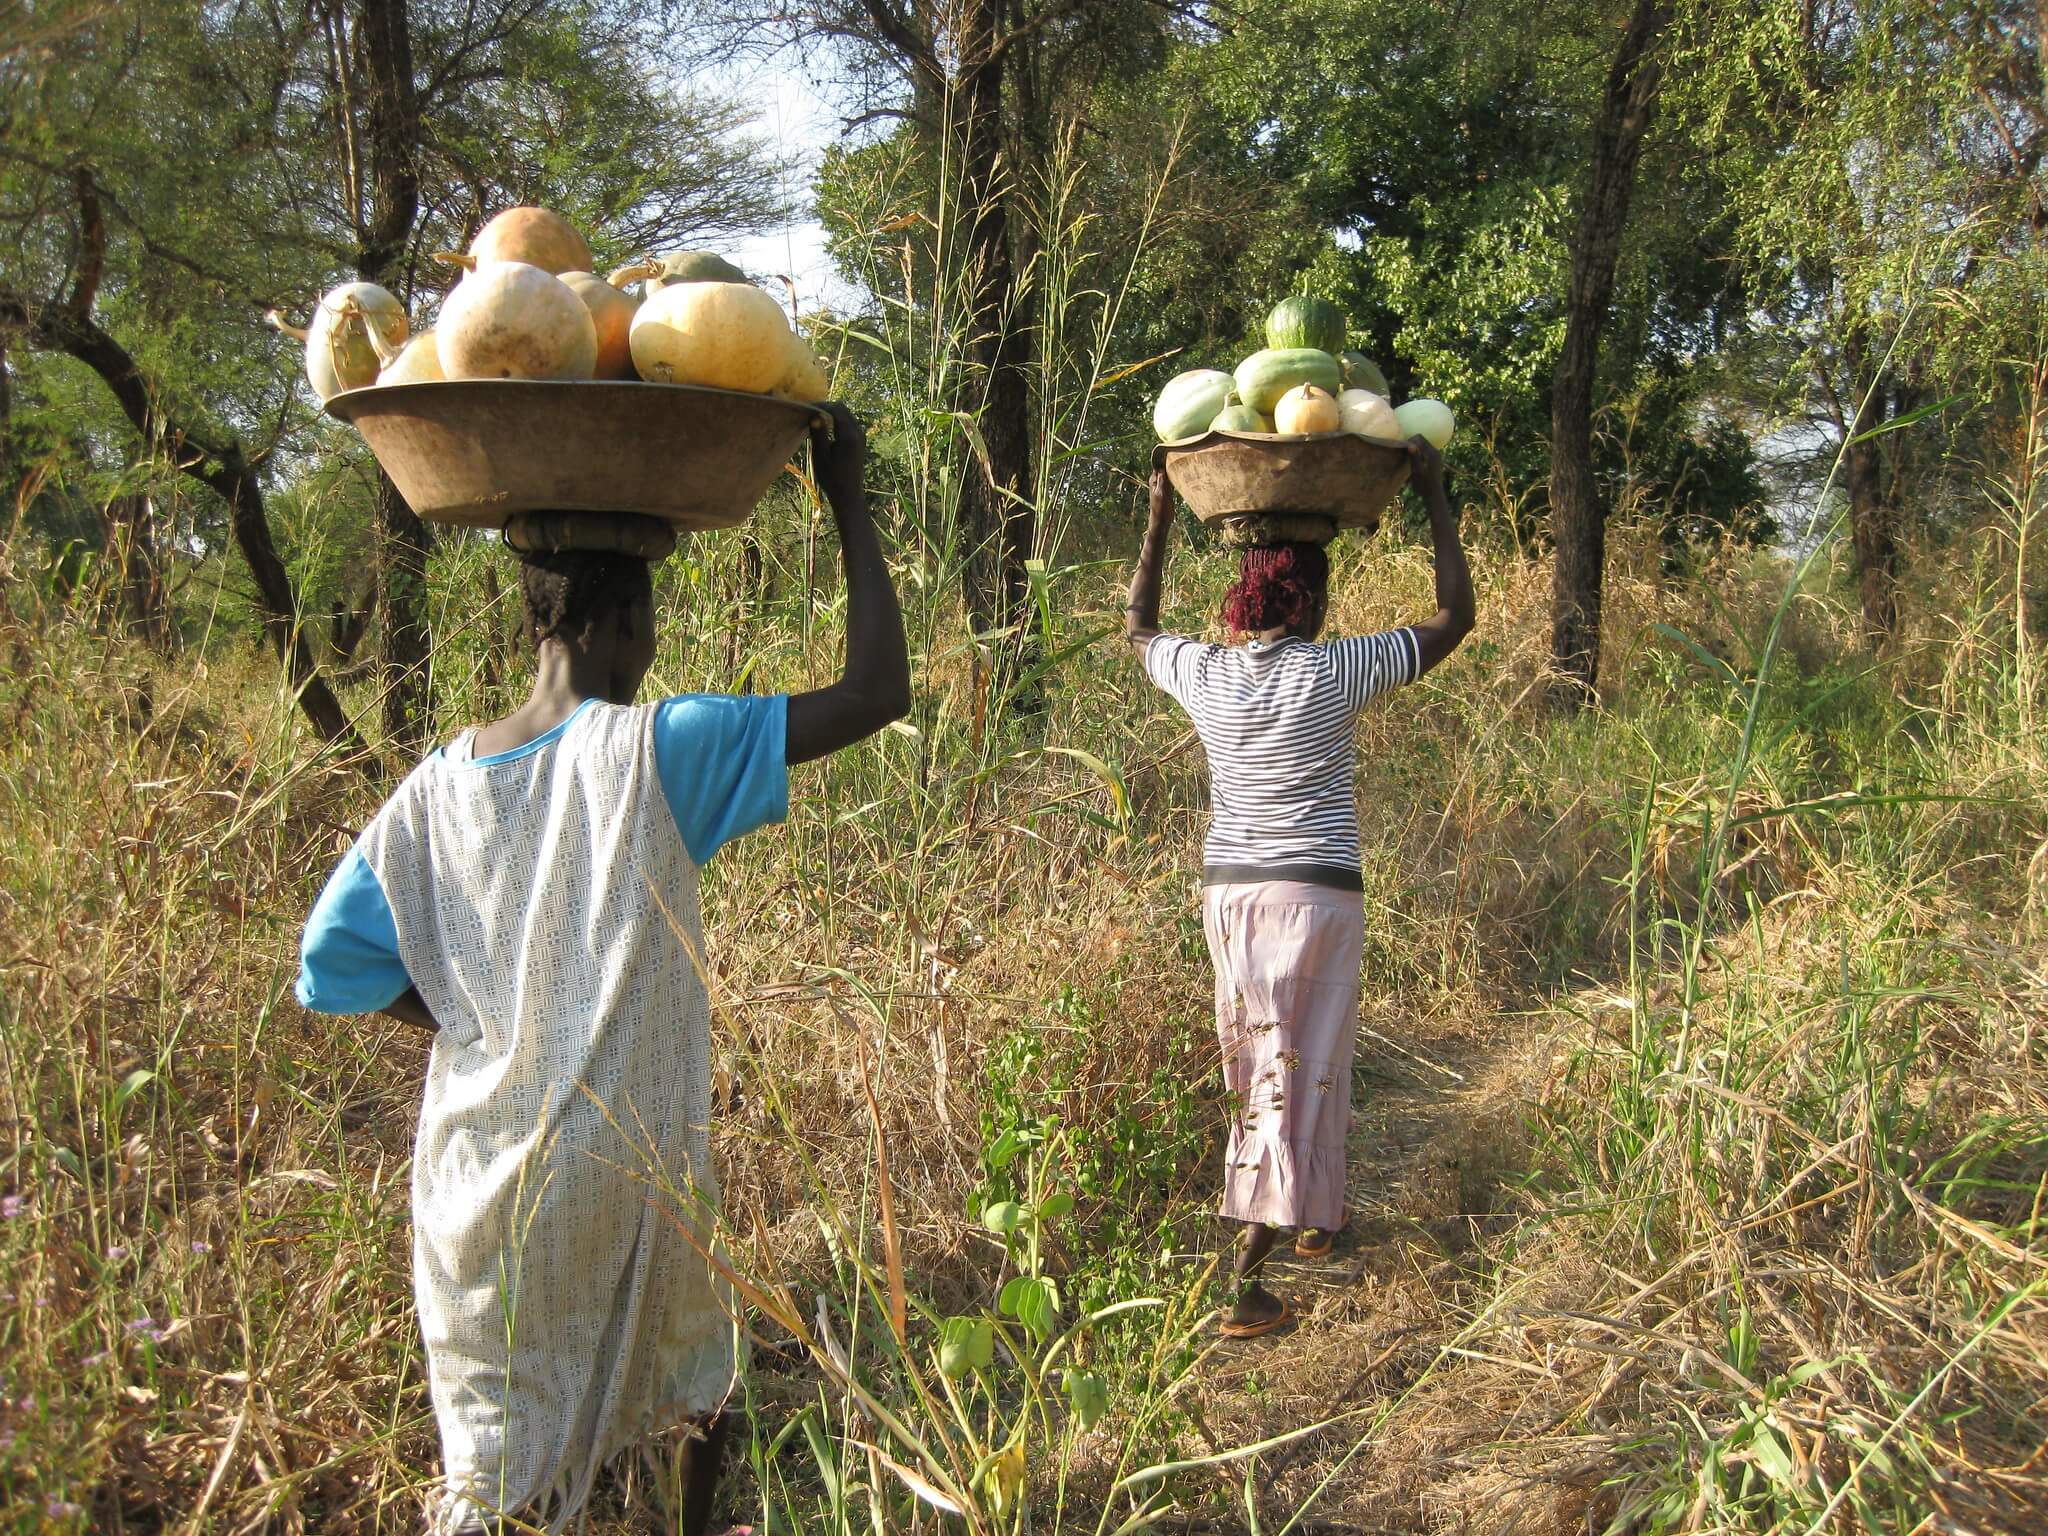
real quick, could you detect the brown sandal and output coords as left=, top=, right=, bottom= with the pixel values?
left=1295, top=1228, right=1335, bottom=1258
left=1218, top=1299, right=1293, bottom=1339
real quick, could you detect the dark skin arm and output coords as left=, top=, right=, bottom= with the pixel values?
left=380, top=986, right=436, bottom=1035
left=1123, top=464, right=1175, bottom=651
left=785, top=403, right=913, bottom=764
left=1405, top=438, right=1476, bottom=675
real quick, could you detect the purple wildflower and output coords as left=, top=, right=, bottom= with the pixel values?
left=47, top=1499, right=82, bottom=1518
left=190, top=1240, right=211, bottom=1254
left=81, top=1351, right=108, bottom=1367
left=105, top=1246, right=127, bottom=1262
left=0, top=1195, right=23, bottom=1218
left=123, top=1318, right=166, bottom=1342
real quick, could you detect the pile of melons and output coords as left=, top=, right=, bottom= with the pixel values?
left=271, top=207, right=830, bottom=404
left=1152, top=295, right=1453, bottom=451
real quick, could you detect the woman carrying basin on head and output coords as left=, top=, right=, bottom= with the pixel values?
left=1125, top=437, right=1474, bottom=1338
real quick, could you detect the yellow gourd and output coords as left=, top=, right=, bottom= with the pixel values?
left=378, top=331, right=444, bottom=385
left=629, top=281, right=794, bottom=393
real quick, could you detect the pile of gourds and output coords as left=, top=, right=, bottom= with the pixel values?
left=1152, top=296, right=1453, bottom=451
left=271, top=206, right=829, bottom=404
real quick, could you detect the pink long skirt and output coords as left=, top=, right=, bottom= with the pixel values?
left=1202, top=880, right=1365, bottom=1232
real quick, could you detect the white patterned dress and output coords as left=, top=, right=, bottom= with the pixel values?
left=298, top=695, right=787, bottom=1531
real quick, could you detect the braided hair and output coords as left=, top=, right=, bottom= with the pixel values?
left=1220, top=541, right=1329, bottom=635
left=516, top=548, right=653, bottom=645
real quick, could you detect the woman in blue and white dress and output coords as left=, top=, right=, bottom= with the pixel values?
left=297, top=406, right=909, bottom=1533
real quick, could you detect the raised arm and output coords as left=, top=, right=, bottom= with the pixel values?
left=1124, top=466, right=1175, bottom=654
left=785, top=403, right=913, bottom=765
left=1406, top=438, right=1475, bottom=676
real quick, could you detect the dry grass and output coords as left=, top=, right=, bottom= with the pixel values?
left=1, top=490, right=2043, bottom=1533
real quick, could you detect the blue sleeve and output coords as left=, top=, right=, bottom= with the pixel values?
left=653, top=694, right=791, bottom=865
left=296, top=845, right=412, bottom=1015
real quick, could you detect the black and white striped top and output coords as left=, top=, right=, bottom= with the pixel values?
left=1144, top=629, right=1421, bottom=884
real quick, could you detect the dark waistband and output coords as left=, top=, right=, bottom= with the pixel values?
left=1202, top=862, right=1363, bottom=893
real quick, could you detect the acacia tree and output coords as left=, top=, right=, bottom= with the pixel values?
left=1682, top=0, right=2046, bottom=643
left=716, top=1, right=1190, bottom=643
left=3, top=0, right=782, bottom=748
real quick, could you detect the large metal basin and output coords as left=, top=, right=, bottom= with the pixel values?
left=1155, top=429, right=1410, bottom=535
left=326, top=379, right=819, bottom=530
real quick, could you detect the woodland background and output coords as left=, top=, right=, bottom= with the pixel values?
left=2, top=1, right=2044, bottom=1532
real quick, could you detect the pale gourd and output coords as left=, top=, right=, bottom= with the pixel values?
left=436, top=262, right=598, bottom=381
left=1274, top=383, right=1341, bottom=435
left=1395, top=397, right=1455, bottom=450
left=378, top=331, right=444, bottom=386
left=468, top=207, right=591, bottom=275
left=270, top=282, right=408, bottom=401
left=629, top=281, right=795, bottom=393
left=561, top=263, right=658, bottom=380
left=1338, top=387, right=1401, bottom=440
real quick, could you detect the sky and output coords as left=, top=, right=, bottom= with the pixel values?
left=715, top=61, right=861, bottom=315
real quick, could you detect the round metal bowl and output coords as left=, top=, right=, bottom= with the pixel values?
left=1155, top=429, right=1411, bottom=536
left=326, top=378, right=820, bottom=531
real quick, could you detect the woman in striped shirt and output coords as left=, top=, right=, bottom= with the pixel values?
left=1126, top=437, right=1474, bottom=1337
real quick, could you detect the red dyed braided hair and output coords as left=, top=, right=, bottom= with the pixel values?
left=1221, top=541, right=1329, bottom=635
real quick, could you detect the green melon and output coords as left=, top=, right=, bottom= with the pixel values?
left=1153, top=368, right=1235, bottom=442
left=1264, top=295, right=1347, bottom=355
left=1338, top=350, right=1390, bottom=396
left=1211, top=403, right=1273, bottom=433
left=1233, top=348, right=1341, bottom=415
left=653, top=250, right=751, bottom=287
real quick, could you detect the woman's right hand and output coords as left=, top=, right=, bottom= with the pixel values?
left=811, top=402, right=869, bottom=515
left=1405, top=434, right=1445, bottom=492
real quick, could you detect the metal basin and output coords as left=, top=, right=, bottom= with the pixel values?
left=326, top=379, right=819, bottom=531
left=1155, top=429, right=1411, bottom=535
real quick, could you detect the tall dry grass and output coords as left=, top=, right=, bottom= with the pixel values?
left=4, top=134, right=2044, bottom=1534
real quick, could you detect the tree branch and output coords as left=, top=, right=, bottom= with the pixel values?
left=0, top=284, right=375, bottom=768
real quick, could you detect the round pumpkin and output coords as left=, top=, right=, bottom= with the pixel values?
left=378, top=331, right=444, bottom=386
left=629, top=281, right=794, bottom=392
left=273, top=282, right=408, bottom=401
left=436, top=261, right=598, bottom=381
left=469, top=207, right=591, bottom=275
left=1274, top=383, right=1341, bottom=435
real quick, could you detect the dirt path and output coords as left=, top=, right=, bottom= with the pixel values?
left=1192, top=1003, right=1539, bottom=1528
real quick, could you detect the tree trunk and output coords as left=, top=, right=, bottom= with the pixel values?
left=956, top=0, right=1037, bottom=649
left=1842, top=327, right=1898, bottom=642
left=356, top=0, right=435, bottom=746
left=1546, top=0, right=1673, bottom=710
left=100, top=489, right=167, bottom=645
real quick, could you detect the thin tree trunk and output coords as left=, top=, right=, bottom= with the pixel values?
left=1546, top=0, right=1673, bottom=710
left=1842, top=327, right=1898, bottom=642
left=100, top=489, right=167, bottom=644
left=357, top=0, right=434, bottom=746
left=956, top=0, right=1037, bottom=647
